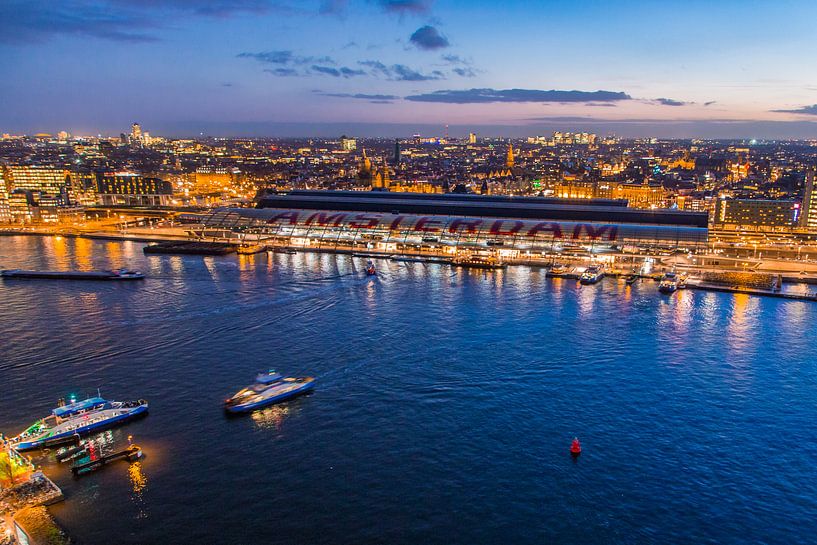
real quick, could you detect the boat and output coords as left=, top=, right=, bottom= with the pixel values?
left=452, top=254, right=507, bottom=269
left=625, top=273, right=640, bottom=285
left=579, top=265, right=605, bottom=284
left=10, top=397, right=149, bottom=451
left=224, top=371, right=315, bottom=414
left=0, top=268, right=144, bottom=281
left=366, top=261, right=377, bottom=276
left=548, top=263, right=570, bottom=276
left=236, top=243, right=266, bottom=255
left=658, top=271, right=686, bottom=293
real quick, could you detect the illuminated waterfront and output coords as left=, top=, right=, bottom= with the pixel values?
left=2, top=235, right=817, bottom=544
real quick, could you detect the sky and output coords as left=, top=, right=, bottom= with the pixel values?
left=2, top=0, right=817, bottom=138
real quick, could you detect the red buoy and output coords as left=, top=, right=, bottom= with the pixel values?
left=570, top=437, right=581, bottom=456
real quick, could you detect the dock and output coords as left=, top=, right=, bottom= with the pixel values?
left=143, top=241, right=235, bottom=255
left=71, top=444, right=142, bottom=476
left=684, top=281, right=817, bottom=301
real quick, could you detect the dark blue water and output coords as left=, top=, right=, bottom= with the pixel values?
left=2, top=235, right=817, bottom=544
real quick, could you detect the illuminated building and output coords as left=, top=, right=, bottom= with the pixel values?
left=469, top=132, right=477, bottom=145
left=393, top=139, right=401, bottom=167
left=68, top=171, right=100, bottom=206
left=8, top=190, right=35, bottom=223
left=727, top=155, right=751, bottom=181
left=0, top=171, right=10, bottom=223
left=199, top=191, right=708, bottom=255
left=800, top=170, right=817, bottom=231
left=371, top=163, right=391, bottom=189
left=714, top=198, right=800, bottom=230
left=97, top=172, right=173, bottom=206
left=131, top=123, right=142, bottom=141
left=340, top=136, right=357, bottom=151
left=5, top=166, right=70, bottom=205
left=506, top=143, right=514, bottom=168
left=553, top=179, right=667, bottom=208
left=191, top=167, right=238, bottom=194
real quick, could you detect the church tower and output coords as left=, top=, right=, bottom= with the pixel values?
left=506, top=143, right=515, bottom=168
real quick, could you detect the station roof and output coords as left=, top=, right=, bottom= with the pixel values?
left=256, top=190, right=708, bottom=228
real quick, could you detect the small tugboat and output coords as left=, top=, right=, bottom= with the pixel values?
left=1, top=268, right=144, bottom=281
left=548, top=263, right=570, bottom=277
left=366, top=261, right=377, bottom=276
left=10, top=397, right=149, bottom=451
left=224, top=371, right=315, bottom=414
left=658, top=272, right=680, bottom=294
left=579, top=265, right=605, bottom=285
left=625, top=273, right=640, bottom=285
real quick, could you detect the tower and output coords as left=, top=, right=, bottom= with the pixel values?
left=131, top=123, right=142, bottom=142
left=802, top=169, right=817, bottom=231
left=381, top=163, right=391, bottom=189
left=393, top=139, right=401, bottom=167
left=468, top=132, right=476, bottom=145
left=506, top=143, right=514, bottom=168
left=358, top=149, right=373, bottom=179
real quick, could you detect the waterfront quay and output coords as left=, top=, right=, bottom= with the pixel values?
left=1, top=441, right=67, bottom=545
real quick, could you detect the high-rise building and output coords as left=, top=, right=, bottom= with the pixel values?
left=0, top=170, right=10, bottom=223
left=393, top=139, right=401, bottom=166
left=340, top=136, right=357, bottom=151
left=801, top=170, right=817, bottom=231
left=468, top=132, right=477, bottom=145
left=5, top=166, right=70, bottom=205
left=131, top=123, right=142, bottom=142
left=506, top=143, right=514, bottom=168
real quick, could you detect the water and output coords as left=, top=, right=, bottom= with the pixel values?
left=1, top=235, right=817, bottom=544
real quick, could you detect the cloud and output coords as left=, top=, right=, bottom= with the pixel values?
left=310, top=65, right=367, bottom=77
left=237, top=50, right=335, bottom=66
left=441, top=54, right=468, bottom=65
left=359, top=60, right=444, bottom=81
left=773, top=104, right=817, bottom=115
left=319, top=0, right=348, bottom=14
left=263, top=68, right=299, bottom=77
left=409, top=25, right=449, bottom=50
left=376, top=0, right=432, bottom=14
left=315, top=91, right=399, bottom=103
left=452, top=67, right=477, bottom=78
left=0, top=0, right=283, bottom=44
left=654, top=97, right=687, bottom=106
left=404, top=88, right=632, bottom=104
left=704, top=101, right=717, bottom=106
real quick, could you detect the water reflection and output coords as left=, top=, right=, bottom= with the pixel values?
left=250, top=405, right=291, bottom=430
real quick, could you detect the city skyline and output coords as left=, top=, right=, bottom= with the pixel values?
left=2, top=0, right=817, bottom=138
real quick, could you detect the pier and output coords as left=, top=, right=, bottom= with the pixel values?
left=71, top=444, right=142, bottom=476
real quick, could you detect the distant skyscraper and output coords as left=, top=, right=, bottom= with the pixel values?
left=801, top=169, right=817, bottom=231
left=131, top=123, right=142, bottom=142
left=393, top=139, right=401, bottom=167
left=506, top=143, right=514, bottom=168
left=468, top=132, right=477, bottom=145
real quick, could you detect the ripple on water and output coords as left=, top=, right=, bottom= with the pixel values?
left=2, top=236, right=817, bottom=545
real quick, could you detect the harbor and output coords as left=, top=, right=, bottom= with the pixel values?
left=3, top=234, right=817, bottom=544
